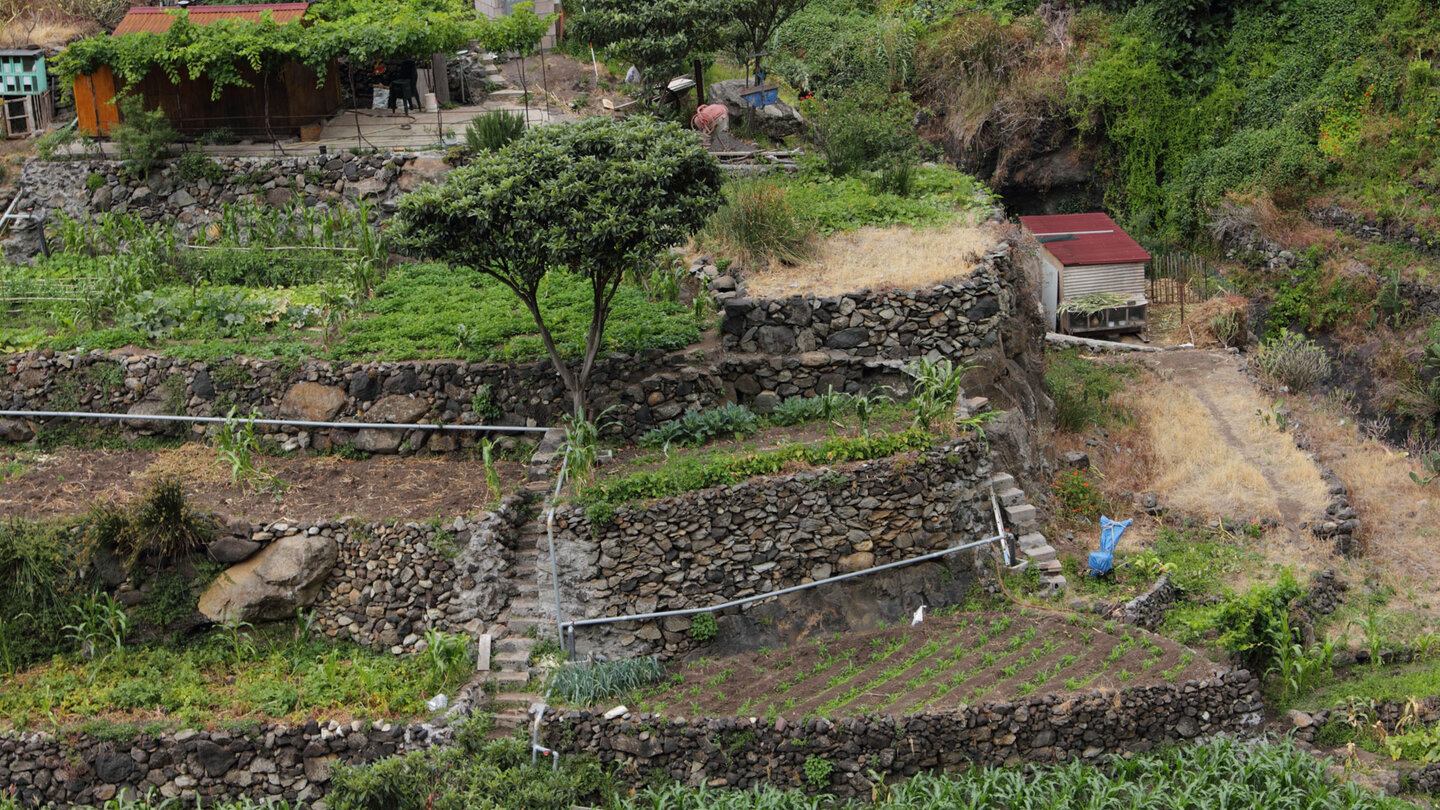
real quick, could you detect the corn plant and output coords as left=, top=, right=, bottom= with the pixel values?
left=481, top=439, right=502, bottom=503
left=215, top=407, right=284, bottom=495
left=63, top=592, right=131, bottom=660
left=903, top=358, right=970, bottom=433
left=221, top=616, right=257, bottom=660
left=1349, top=607, right=1392, bottom=671
left=424, top=629, right=472, bottom=686
left=561, top=411, right=605, bottom=488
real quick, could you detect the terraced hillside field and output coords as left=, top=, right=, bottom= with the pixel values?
left=636, top=612, right=1214, bottom=719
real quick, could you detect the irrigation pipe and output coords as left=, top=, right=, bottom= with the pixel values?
left=0, top=410, right=550, bottom=434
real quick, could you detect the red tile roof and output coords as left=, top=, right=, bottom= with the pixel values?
left=1018, top=213, right=1151, bottom=266
left=113, top=3, right=309, bottom=35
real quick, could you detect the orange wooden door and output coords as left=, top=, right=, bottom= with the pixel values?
left=74, top=66, right=119, bottom=136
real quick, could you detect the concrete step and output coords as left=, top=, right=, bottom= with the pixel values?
left=1017, top=532, right=1048, bottom=549
left=990, top=473, right=1015, bottom=491
left=509, top=597, right=542, bottom=615
left=1040, top=574, right=1068, bottom=590
left=484, top=669, right=531, bottom=686
left=1037, top=559, right=1064, bottom=574
left=1025, top=546, right=1058, bottom=564
left=503, top=615, right=550, bottom=636
left=493, top=691, right=540, bottom=705
left=494, top=636, right=535, bottom=654
left=493, top=649, right=530, bottom=671
left=1004, top=503, right=1038, bottom=530
left=998, top=487, right=1027, bottom=507
left=490, top=88, right=527, bottom=100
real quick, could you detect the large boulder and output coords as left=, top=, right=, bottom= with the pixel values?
left=366, top=394, right=429, bottom=424
left=708, top=79, right=805, bottom=139
left=279, top=382, right=347, bottom=423
left=197, top=534, right=337, bottom=624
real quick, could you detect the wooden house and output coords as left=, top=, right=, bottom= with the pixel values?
left=1018, top=213, right=1151, bottom=336
left=72, top=3, right=341, bottom=138
left=1, top=49, right=54, bottom=138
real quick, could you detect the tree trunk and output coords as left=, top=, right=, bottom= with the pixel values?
left=520, top=294, right=586, bottom=418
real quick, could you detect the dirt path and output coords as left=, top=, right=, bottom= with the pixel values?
left=0, top=444, right=524, bottom=524
left=1151, top=350, right=1321, bottom=531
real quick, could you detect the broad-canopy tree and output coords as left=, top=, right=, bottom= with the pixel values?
left=726, top=0, right=814, bottom=81
left=391, top=116, right=724, bottom=416
left=568, top=0, right=734, bottom=98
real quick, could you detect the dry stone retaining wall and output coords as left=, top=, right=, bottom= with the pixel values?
left=201, top=501, right=528, bottom=653
left=0, top=713, right=469, bottom=808
left=6, top=152, right=443, bottom=261
left=544, top=436, right=994, bottom=657
left=720, top=246, right=1013, bottom=361
left=0, top=349, right=906, bottom=451
left=548, top=669, right=1263, bottom=799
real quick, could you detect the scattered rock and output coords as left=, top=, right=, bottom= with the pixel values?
left=197, top=534, right=338, bottom=624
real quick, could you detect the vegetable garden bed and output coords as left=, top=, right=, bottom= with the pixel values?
left=633, top=612, right=1212, bottom=719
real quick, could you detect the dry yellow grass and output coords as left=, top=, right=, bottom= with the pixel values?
left=0, top=17, right=92, bottom=50
left=1123, top=359, right=1328, bottom=524
left=742, top=222, right=1000, bottom=298
left=1129, top=382, right=1282, bottom=519
left=137, top=443, right=231, bottom=489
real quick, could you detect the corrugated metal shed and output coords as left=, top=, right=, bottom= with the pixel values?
left=1017, top=213, right=1151, bottom=266
left=113, top=3, right=310, bottom=35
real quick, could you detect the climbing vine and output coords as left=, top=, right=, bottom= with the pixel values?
left=53, top=0, right=515, bottom=100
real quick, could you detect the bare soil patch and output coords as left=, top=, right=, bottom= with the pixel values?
left=635, top=612, right=1212, bottom=719
left=0, top=444, right=524, bottom=523
left=743, top=222, right=1001, bottom=299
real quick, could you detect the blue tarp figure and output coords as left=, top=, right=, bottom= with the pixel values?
left=1088, top=516, right=1133, bottom=576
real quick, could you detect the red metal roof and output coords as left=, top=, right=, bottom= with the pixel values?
left=1018, top=213, right=1151, bottom=266
left=113, top=3, right=309, bottom=35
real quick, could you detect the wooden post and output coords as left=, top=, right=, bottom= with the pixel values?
left=693, top=58, right=704, bottom=108
left=431, top=52, right=450, bottom=106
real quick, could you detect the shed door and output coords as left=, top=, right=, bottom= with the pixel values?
left=1041, top=258, right=1059, bottom=331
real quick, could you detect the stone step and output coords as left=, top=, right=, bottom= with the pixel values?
left=509, top=597, right=542, bottom=615
left=484, top=669, right=531, bottom=685
left=1025, top=546, right=1057, bottom=564
left=998, top=487, right=1027, bottom=507
left=492, top=709, right=531, bottom=728
left=990, top=472, right=1015, bottom=491
left=493, top=649, right=530, bottom=671
left=1037, top=559, right=1064, bottom=574
left=493, top=692, right=540, bottom=705
left=1004, top=503, right=1038, bottom=530
left=1017, top=532, right=1048, bottom=549
left=490, top=88, right=526, bottom=100
left=494, top=636, right=535, bottom=654
left=1040, top=574, right=1068, bottom=590
left=503, top=615, right=550, bottom=635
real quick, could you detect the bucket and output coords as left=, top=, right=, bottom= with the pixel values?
left=423, top=92, right=439, bottom=112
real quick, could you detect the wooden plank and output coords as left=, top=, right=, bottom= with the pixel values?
left=74, top=74, right=98, bottom=136
left=477, top=633, right=492, bottom=672
left=94, top=66, right=119, bottom=135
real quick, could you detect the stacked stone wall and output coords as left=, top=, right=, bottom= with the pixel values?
left=544, top=436, right=994, bottom=657
left=548, top=669, right=1263, bottom=799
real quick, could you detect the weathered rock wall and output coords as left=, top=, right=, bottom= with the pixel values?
left=1, top=713, right=468, bottom=808
left=0, top=350, right=906, bottom=452
left=720, top=246, right=1012, bottom=361
left=196, top=501, right=529, bottom=653
left=548, top=669, right=1263, bottom=799
left=543, top=436, right=995, bottom=657
left=1117, top=575, right=1177, bottom=631
left=6, top=152, right=446, bottom=261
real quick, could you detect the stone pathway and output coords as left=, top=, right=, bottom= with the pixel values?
left=993, top=471, right=1067, bottom=595
left=479, top=427, right=565, bottom=738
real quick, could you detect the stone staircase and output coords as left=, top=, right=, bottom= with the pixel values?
left=477, top=431, right=566, bottom=738
left=992, top=472, right=1067, bottom=595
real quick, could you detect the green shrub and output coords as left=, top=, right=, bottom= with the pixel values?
left=84, top=475, right=215, bottom=567
left=1045, top=349, right=1135, bottom=432
left=111, top=94, right=177, bottom=179
left=690, top=613, right=718, bottom=643
left=705, top=179, right=816, bottom=265
left=802, top=85, right=921, bottom=177
left=1253, top=329, right=1331, bottom=391
left=177, top=150, right=225, bottom=183
left=328, top=737, right=614, bottom=810
left=639, top=402, right=760, bottom=449
left=1052, top=470, right=1103, bottom=522
left=580, top=429, right=935, bottom=509
left=465, top=110, right=528, bottom=154
left=548, top=657, right=666, bottom=705
left=803, top=755, right=834, bottom=788
left=1210, top=572, right=1304, bottom=672
left=34, top=125, right=78, bottom=161
left=86, top=172, right=106, bottom=191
